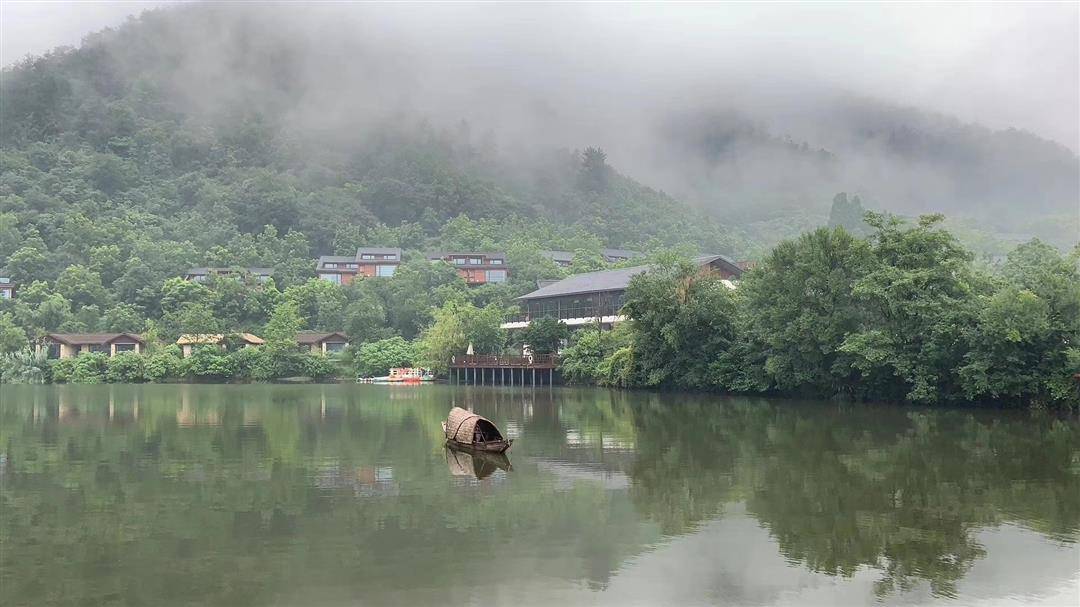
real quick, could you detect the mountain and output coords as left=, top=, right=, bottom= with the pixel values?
left=1, top=3, right=1076, bottom=267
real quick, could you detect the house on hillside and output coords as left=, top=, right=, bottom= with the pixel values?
left=541, top=251, right=575, bottom=268
left=176, top=333, right=265, bottom=357
left=40, top=333, right=146, bottom=359
left=540, top=248, right=644, bottom=268
left=0, top=277, right=15, bottom=300
left=427, top=252, right=508, bottom=285
left=184, top=267, right=274, bottom=284
left=601, top=248, right=644, bottom=263
left=503, top=255, right=743, bottom=330
left=296, top=331, right=349, bottom=354
left=317, top=247, right=402, bottom=284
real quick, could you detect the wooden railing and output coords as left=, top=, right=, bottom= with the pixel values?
left=450, top=354, right=558, bottom=368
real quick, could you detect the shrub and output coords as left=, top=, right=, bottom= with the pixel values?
left=303, top=353, right=337, bottom=381
left=182, top=347, right=235, bottom=381
left=0, top=349, right=49, bottom=384
left=228, top=346, right=268, bottom=381
left=106, top=352, right=146, bottom=383
left=145, top=346, right=183, bottom=382
left=356, top=336, right=417, bottom=378
left=70, top=353, right=109, bottom=384
left=51, top=358, right=77, bottom=383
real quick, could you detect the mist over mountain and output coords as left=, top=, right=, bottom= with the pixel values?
left=2, top=3, right=1077, bottom=251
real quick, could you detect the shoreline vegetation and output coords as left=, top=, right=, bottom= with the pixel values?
left=2, top=215, right=1078, bottom=409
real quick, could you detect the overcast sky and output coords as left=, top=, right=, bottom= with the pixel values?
left=1, top=1, right=1077, bottom=149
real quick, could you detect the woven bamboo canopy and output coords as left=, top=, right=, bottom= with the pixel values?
left=444, top=407, right=504, bottom=444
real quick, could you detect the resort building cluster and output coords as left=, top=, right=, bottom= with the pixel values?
left=20, top=246, right=747, bottom=358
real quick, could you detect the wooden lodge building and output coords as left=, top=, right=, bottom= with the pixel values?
left=540, top=249, right=644, bottom=268
left=176, top=333, right=265, bottom=357
left=40, top=333, right=147, bottom=359
left=0, top=277, right=15, bottom=300
left=317, top=247, right=403, bottom=285
left=296, top=331, right=349, bottom=354
left=427, top=252, right=508, bottom=285
left=502, top=255, right=744, bottom=330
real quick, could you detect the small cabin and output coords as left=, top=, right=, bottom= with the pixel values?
left=41, top=333, right=146, bottom=359
left=296, top=331, right=349, bottom=354
left=176, top=333, right=265, bottom=357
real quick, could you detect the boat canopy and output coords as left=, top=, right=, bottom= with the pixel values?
left=444, top=407, right=505, bottom=444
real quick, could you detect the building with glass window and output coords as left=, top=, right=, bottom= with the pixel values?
left=503, top=255, right=743, bottom=329
left=296, top=331, right=349, bottom=354
left=316, top=247, right=403, bottom=284
left=426, top=252, right=509, bottom=285
left=0, top=277, right=15, bottom=300
left=40, top=333, right=147, bottom=358
left=183, top=268, right=274, bottom=284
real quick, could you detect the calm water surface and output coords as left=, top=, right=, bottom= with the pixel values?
left=1, top=385, right=1078, bottom=606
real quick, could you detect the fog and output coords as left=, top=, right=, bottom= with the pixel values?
left=3, top=1, right=1078, bottom=229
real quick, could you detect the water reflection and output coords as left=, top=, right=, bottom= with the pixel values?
left=445, top=447, right=512, bottom=480
left=0, top=384, right=1077, bottom=606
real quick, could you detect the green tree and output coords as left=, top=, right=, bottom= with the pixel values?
left=106, top=352, right=146, bottom=383
left=264, top=300, right=303, bottom=352
left=0, top=312, right=28, bottom=353
left=356, top=336, right=418, bottom=377
left=958, top=240, right=1080, bottom=406
left=418, top=301, right=507, bottom=374
left=725, top=227, right=874, bottom=396
left=827, top=192, right=870, bottom=236
left=102, top=303, right=145, bottom=333
left=621, top=260, right=738, bottom=388
left=840, top=214, right=985, bottom=403
left=518, top=317, right=569, bottom=355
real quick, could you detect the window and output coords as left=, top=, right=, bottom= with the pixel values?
left=89, top=344, right=108, bottom=354
left=469, top=258, right=482, bottom=265
left=381, top=254, right=396, bottom=260
left=346, top=263, right=358, bottom=269
left=361, top=254, right=374, bottom=260
left=486, top=270, right=507, bottom=283
left=324, top=262, right=338, bottom=269
left=114, top=343, right=136, bottom=353
left=0, top=289, right=9, bottom=299
left=491, top=259, right=503, bottom=265
left=376, top=265, right=396, bottom=277
left=319, top=273, right=342, bottom=284
left=324, top=341, right=346, bottom=353
left=453, top=258, right=466, bottom=265
left=46, top=343, right=60, bottom=359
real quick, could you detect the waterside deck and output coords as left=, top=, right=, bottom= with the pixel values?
left=450, top=354, right=557, bottom=386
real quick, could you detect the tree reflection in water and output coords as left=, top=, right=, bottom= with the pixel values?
left=0, top=384, right=1076, bottom=605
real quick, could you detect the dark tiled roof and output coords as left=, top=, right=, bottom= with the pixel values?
left=517, top=266, right=649, bottom=300
left=296, top=331, right=348, bottom=344
left=186, top=267, right=274, bottom=276
left=427, top=252, right=507, bottom=261
left=541, top=250, right=575, bottom=263
left=517, top=255, right=741, bottom=300
left=601, top=248, right=644, bottom=260
left=46, top=333, right=145, bottom=345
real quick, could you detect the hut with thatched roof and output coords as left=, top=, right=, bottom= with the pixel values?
left=441, top=407, right=513, bottom=453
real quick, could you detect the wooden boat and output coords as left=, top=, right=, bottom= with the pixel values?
left=444, top=446, right=512, bottom=480
left=358, top=367, right=435, bottom=384
left=441, top=406, right=513, bottom=453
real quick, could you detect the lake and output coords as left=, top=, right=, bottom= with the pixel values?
left=1, top=384, right=1078, bottom=606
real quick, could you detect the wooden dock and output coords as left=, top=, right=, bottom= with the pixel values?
left=450, top=354, right=557, bottom=386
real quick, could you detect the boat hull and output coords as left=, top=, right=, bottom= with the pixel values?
left=444, top=438, right=513, bottom=454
